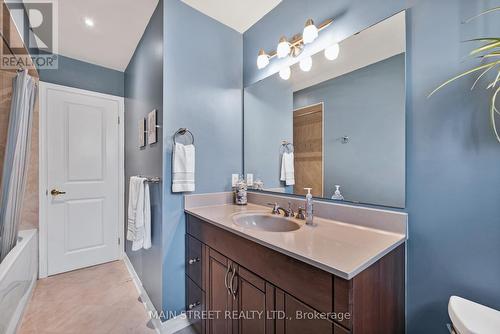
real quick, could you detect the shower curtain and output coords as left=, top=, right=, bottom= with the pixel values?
left=0, top=70, right=37, bottom=263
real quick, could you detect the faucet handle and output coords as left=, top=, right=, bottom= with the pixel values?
left=296, top=207, right=306, bottom=220
left=286, top=202, right=295, bottom=217
left=266, top=202, right=280, bottom=214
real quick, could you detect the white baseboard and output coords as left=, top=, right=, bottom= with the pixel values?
left=122, top=255, right=191, bottom=334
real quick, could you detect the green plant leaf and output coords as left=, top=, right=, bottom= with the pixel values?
left=481, top=52, right=500, bottom=58
left=470, top=41, right=500, bottom=56
left=465, top=38, right=500, bottom=43
left=490, top=86, right=500, bottom=143
left=471, top=65, right=497, bottom=90
left=487, top=70, right=500, bottom=89
left=428, top=61, right=500, bottom=97
left=464, top=7, right=500, bottom=23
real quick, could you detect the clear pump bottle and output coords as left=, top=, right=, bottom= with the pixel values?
left=304, top=188, right=315, bottom=226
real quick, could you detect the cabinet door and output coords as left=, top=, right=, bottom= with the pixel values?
left=231, top=265, right=274, bottom=334
left=275, top=289, right=332, bottom=334
left=207, top=249, right=233, bottom=334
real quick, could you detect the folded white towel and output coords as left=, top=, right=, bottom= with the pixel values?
left=172, top=143, right=195, bottom=192
left=127, top=177, right=143, bottom=243
left=280, top=152, right=295, bottom=186
left=127, top=176, right=151, bottom=251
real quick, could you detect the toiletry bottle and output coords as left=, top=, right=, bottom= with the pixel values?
left=331, top=185, right=344, bottom=201
left=304, top=188, right=314, bottom=226
left=235, top=175, right=248, bottom=205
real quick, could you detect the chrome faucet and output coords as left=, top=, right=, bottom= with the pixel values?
left=267, top=202, right=295, bottom=217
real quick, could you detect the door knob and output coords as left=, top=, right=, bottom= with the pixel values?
left=50, top=189, right=66, bottom=196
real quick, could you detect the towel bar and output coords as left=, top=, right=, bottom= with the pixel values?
left=135, top=176, right=161, bottom=183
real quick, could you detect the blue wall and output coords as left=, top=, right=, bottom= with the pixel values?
left=294, top=54, right=406, bottom=207
left=244, top=0, right=500, bottom=333
left=124, top=1, right=164, bottom=312
left=244, top=74, right=292, bottom=190
left=162, top=0, right=243, bottom=315
left=38, top=55, right=124, bottom=97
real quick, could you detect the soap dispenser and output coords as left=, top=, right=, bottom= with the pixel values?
left=304, top=188, right=315, bottom=226
left=331, top=185, right=344, bottom=201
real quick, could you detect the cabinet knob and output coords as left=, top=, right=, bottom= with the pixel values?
left=188, top=257, right=200, bottom=265
left=188, top=301, right=200, bottom=310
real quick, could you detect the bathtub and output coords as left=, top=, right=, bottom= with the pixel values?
left=0, top=229, right=38, bottom=334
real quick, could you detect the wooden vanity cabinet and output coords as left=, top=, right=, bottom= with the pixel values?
left=186, top=214, right=405, bottom=334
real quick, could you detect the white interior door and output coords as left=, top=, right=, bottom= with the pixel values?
left=43, top=84, right=121, bottom=276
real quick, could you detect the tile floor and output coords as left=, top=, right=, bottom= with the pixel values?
left=18, top=261, right=156, bottom=334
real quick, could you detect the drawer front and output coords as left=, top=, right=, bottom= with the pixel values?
left=187, top=214, right=332, bottom=313
left=186, top=235, right=202, bottom=288
left=186, top=276, right=204, bottom=334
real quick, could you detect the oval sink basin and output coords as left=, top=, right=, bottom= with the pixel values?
left=232, top=213, right=301, bottom=232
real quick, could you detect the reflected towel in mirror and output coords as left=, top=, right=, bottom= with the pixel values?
left=280, top=152, right=295, bottom=186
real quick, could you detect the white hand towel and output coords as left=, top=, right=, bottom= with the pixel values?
left=127, top=176, right=144, bottom=243
left=172, top=143, right=195, bottom=192
left=280, top=152, right=295, bottom=186
left=127, top=176, right=151, bottom=251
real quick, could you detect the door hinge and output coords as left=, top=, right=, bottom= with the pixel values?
left=118, top=116, right=120, bottom=124
left=118, top=238, right=121, bottom=245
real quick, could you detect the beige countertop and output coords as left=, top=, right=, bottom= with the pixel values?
left=185, top=202, right=406, bottom=280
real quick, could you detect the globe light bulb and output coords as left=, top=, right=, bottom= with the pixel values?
left=277, top=36, right=291, bottom=59
left=279, top=66, right=291, bottom=80
left=324, top=43, right=340, bottom=61
left=257, top=49, right=269, bottom=69
left=299, top=56, right=312, bottom=72
left=303, top=19, right=318, bottom=44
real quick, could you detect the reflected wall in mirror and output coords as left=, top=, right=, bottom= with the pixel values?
left=244, top=12, right=406, bottom=208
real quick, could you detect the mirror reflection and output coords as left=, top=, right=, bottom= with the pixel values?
left=244, top=12, right=406, bottom=208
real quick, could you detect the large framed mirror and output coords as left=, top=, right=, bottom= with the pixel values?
left=244, top=12, right=406, bottom=208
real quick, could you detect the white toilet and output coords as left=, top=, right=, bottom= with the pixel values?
left=448, top=296, right=500, bottom=334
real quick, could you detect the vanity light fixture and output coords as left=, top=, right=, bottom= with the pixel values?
left=303, top=19, right=319, bottom=44
left=299, top=56, right=312, bottom=72
left=257, top=49, right=270, bottom=69
left=256, top=17, right=333, bottom=69
left=324, top=43, right=340, bottom=60
left=279, top=66, right=291, bottom=80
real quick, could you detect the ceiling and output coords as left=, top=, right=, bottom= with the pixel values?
left=182, top=0, right=281, bottom=33
left=54, top=0, right=158, bottom=71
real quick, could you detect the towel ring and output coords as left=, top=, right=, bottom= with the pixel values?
left=281, top=141, right=294, bottom=153
left=173, top=128, right=195, bottom=145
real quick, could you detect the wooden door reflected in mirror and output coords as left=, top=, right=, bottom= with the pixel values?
left=293, top=103, right=323, bottom=197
